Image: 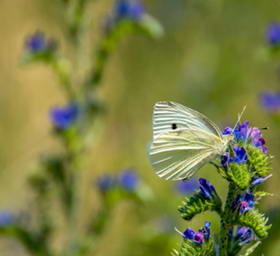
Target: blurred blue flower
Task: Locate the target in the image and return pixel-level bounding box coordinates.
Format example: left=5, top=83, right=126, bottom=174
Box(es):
left=175, top=178, right=199, bottom=194
left=199, top=178, right=217, bottom=200
left=97, top=175, right=116, bottom=193
left=114, top=0, right=145, bottom=21
left=25, top=31, right=56, bottom=54
left=260, top=92, right=280, bottom=112
left=232, top=193, right=254, bottom=214
left=266, top=23, right=280, bottom=46
left=119, top=169, right=139, bottom=190
left=50, top=102, right=80, bottom=130
left=182, top=222, right=211, bottom=245
left=0, top=211, right=15, bottom=227
left=234, top=226, right=254, bottom=245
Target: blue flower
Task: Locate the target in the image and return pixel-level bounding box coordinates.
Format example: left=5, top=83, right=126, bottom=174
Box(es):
left=234, top=226, right=254, bottom=245
left=221, top=146, right=248, bottom=168
left=50, top=102, right=80, bottom=130
left=0, top=211, right=15, bottom=227
left=25, top=32, right=56, bottom=54
left=232, top=193, right=254, bottom=214
left=266, top=23, right=280, bottom=46
left=260, top=92, right=280, bottom=112
left=114, top=0, right=145, bottom=21
left=251, top=174, right=272, bottom=186
left=97, top=175, right=116, bottom=193
left=119, top=169, right=138, bottom=190
left=198, top=178, right=217, bottom=200
left=182, top=222, right=211, bottom=245
left=175, top=178, right=199, bottom=195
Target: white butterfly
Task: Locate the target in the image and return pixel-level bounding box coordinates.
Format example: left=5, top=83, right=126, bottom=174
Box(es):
left=149, top=101, right=236, bottom=181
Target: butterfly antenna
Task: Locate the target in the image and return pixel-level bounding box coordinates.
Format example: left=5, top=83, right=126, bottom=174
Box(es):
left=233, top=105, right=247, bottom=130
left=174, top=227, right=184, bottom=236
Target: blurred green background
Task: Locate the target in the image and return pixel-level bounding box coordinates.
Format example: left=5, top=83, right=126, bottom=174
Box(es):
left=0, top=0, right=280, bottom=255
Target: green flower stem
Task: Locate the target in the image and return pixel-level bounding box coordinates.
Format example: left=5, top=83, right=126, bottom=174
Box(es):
left=219, top=182, right=237, bottom=256
left=50, top=57, right=75, bottom=99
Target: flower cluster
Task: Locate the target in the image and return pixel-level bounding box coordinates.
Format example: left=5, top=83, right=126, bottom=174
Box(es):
left=223, top=121, right=267, bottom=153
left=50, top=102, right=80, bottom=130
left=24, top=32, right=57, bottom=55
left=97, top=169, right=139, bottom=193
left=182, top=222, right=211, bottom=245
left=260, top=92, right=280, bottom=112
left=266, top=22, right=280, bottom=47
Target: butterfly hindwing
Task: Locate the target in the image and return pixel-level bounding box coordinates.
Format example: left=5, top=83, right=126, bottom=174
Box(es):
left=149, top=129, right=222, bottom=180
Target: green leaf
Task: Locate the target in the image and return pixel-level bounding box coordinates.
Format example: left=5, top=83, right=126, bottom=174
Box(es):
left=178, top=192, right=221, bottom=221
left=237, top=210, right=271, bottom=239
left=239, top=241, right=261, bottom=256
left=137, top=14, right=164, bottom=38
left=227, top=163, right=251, bottom=190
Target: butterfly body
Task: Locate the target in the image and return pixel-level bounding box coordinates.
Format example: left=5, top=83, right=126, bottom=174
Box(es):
left=149, top=101, right=233, bottom=181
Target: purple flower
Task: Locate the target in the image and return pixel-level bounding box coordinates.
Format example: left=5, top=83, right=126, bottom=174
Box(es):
left=266, top=23, right=280, bottom=46
left=182, top=222, right=211, bottom=245
left=176, top=178, right=199, bottom=195
left=50, top=102, right=80, bottom=130
left=251, top=174, right=272, bottom=186
left=119, top=169, right=138, bottom=190
left=0, top=211, right=15, bottom=227
left=97, top=175, right=115, bottom=193
left=232, top=193, right=254, bottom=214
left=25, top=31, right=56, bottom=54
left=260, top=92, right=280, bottom=112
left=234, top=226, right=254, bottom=245
left=199, top=178, right=217, bottom=200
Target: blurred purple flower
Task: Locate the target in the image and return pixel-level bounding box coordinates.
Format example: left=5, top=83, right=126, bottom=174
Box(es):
left=260, top=92, right=280, bottom=112
left=97, top=175, right=116, bottom=193
left=25, top=31, right=56, bottom=54
left=114, top=0, right=145, bottom=21
left=266, top=23, right=280, bottom=46
left=0, top=211, right=15, bottom=227
left=175, top=178, right=199, bottom=195
left=119, top=169, right=138, bottom=190
left=50, top=102, right=80, bottom=130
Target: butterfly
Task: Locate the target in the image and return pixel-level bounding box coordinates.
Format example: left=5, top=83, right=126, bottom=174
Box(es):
left=149, top=101, right=238, bottom=181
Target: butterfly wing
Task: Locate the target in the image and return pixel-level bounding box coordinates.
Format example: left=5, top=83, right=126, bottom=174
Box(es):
left=153, top=101, right=222, bottom=139
left=150, top=101, right=225, bottom=180
left=149, top=129, right=222, bottom=180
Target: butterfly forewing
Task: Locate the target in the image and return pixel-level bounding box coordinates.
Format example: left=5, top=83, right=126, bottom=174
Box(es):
left=150, top=101, right=227, bottom=180
left=153, top=101, right=222, bottom=139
